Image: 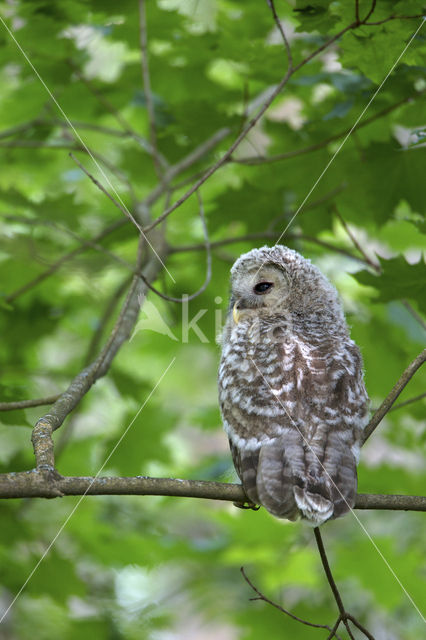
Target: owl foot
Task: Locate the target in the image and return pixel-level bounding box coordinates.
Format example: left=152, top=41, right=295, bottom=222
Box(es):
left=233, top=501, right=260, bottom=511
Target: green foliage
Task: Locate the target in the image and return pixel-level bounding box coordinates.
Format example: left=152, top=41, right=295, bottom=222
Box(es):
left=354, top=254, right=426, bottom=312
left=0, top=1, right=424, bottom=639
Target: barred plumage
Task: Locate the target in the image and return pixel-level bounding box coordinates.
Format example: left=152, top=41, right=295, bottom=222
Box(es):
left=218, top=246, right=369, bottom=525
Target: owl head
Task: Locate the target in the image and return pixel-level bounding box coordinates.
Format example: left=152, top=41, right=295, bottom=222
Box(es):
left=228, top=245, right=345, bottom=325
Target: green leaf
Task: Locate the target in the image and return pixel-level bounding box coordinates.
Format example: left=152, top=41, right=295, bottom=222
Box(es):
left=354, top=255, right=426, bottom=312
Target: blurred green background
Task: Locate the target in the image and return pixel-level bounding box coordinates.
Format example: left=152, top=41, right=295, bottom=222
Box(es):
left=0, top=1, right=424, bottom=638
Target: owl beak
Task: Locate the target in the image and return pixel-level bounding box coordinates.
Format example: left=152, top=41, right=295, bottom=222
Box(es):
left=232, top=302, right=241, bottom=324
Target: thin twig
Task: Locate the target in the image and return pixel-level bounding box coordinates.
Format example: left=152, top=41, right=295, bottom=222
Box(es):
left=0, top=136, right=134, bottom=194
left=4, top=129, right=229, bottom=304
left=0, top=118, right=42, bottom=140
left=313, top=528, right=348, bottom=625
left=0, top=140, right=85, bottom=151
left=69, top=152, right=146, bottom=236
left=364, top=14, right=425, bottom=26
left=313, top=528, right=358, bottom=640
left=0, top=395, right=60, bottom=411
left=47, top=118, right=136, bottom=139
left=70, top=62, right=168, bottom=167
left=335, top=208, right=380, bottom=272
left=327, top=616, right=343, bottom=640
left=363, top=349, right=426, bottom=443
left=388, top=392, right=426, bottom=412
left=240, top=566, right=338, bottom=634
left=402, top=300, right=426, bottom=332
left=140, top=191, right=212, bottom=302
left=84, top=275, right=133, bottom=365
left=361, top=0, right=377, bottom=24
left=266, top=0, right=293, bottom=69
left=139, top=0, right=164, bottom=178
left=233, top=95, right=418, bottom=165
left=171, top=231, right=366, bottom=266
left=43, top=219, right=134, bottom=271
left=5, top=219, right=126, bottom=304
left=268, top=184, right=347, bottom=231
left=141, top=19, right=365, bottom=234
left=346, top=614, right=376, bottom=640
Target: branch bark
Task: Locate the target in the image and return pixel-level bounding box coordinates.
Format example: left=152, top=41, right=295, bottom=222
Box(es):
left=240, top=566, right=338, bottom=635
left=30, top=236, right=167, bottom=470
left=0, top=395, right=60, bottom=411
left=0, top=471, right=424, bottom=511
left=314, top=528, right=374, bottom=639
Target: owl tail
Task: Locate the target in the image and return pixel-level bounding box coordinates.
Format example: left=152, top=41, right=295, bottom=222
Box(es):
left=256, top=434, right=357, bottom=525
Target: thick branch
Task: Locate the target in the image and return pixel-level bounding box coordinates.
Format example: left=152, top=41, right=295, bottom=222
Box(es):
left=31, top=239, right=167, bottom=469
left=141, top=13, right=421, bottom=233
left=0, top=471, right=424, bottom=511
left=363, top=349, right=426, bottom=443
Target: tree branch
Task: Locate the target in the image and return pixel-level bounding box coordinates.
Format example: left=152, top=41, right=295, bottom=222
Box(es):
left=84, top=275, right=133, bottom=366
left=233, top=95, right=418, bottom=165
left=364, top=14, right=425, bottom=26
left=70, top=152, right=147, bottom=237
left=70, top=62, right=169, bottom=167
left=0, top=118, right=42, bottom=140
left=240, top=566, right=338, bottom=635
left=140, top=191, right=212, bottom=302
left=171, top=231, right=366, bottom=266
left=139, top=0, right=164, bottom=178
left=0, top=470, right=424, bottom=511
left=334, top=208, right=381, bottom=272
left=30, top=236, right=167, bottom=470
left=402, top=300, right=426, bottom=332
left=0, top=395, right=60, bottom=411
left=266, top=0, right=293, bottom=70
left=314, top=528, right=374, bottom=640
left=362, top=349, right=426, bottom=443
left=3, top=128, right=229, bottom=303
left=388, top=391, right=426, bottom=413
left=141, top=18, right=363, bottom=234
left=5, top=219, right=127, bottom=304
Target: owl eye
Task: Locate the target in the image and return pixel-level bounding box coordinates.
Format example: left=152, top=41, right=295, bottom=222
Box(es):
left=253, top=281, right=273, bottom=294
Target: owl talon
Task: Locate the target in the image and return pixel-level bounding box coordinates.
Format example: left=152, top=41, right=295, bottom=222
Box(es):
left=233, top=501, right=260, bottom=511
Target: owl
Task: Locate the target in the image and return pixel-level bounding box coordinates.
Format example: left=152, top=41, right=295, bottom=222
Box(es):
left=218, top=246, right=369, bottom=525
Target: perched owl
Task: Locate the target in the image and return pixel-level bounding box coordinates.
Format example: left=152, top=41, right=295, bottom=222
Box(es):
left=218, top=246, right=369, bottom=525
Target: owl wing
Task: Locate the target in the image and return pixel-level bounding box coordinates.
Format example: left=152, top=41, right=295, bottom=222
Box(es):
left=254, top=341, right=368, bottom=524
